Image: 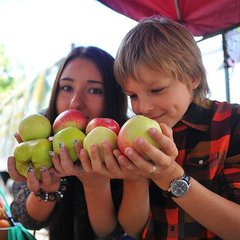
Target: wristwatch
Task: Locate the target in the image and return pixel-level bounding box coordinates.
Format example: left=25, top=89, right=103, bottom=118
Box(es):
left=164, top=172, right=191, bottom=198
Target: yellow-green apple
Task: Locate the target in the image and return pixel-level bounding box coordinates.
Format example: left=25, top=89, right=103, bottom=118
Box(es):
left=18, top=114, right=51, bottom=141
left=52, top=126, right=86, bottom=162
left=117, top=115, right=161, bottom=159
left=83, top=126, right=117, bottom=161
left=53, top=109, right=88, bottom=134
left=14, top=139, right=53, bottom=180
left=85, top=118, right=120, bottom=135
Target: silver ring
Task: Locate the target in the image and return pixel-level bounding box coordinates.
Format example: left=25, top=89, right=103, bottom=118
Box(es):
left=150, top=165, right=156, bottom=174
left=79, top=167, right=84, bottom=175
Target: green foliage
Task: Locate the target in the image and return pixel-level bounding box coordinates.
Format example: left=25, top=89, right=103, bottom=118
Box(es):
left=0, top=44, right=24, bottom=93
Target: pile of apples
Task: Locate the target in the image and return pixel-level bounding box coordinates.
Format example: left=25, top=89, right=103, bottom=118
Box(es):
left=14, top=109, right=161, bottom=179
left=14, top=114, right=53, bottom=180
left=0, top=197, right=11, bottom=228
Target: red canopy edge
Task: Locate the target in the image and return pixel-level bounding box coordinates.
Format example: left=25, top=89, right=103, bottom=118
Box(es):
left=98, top=0, right=240, bottom=38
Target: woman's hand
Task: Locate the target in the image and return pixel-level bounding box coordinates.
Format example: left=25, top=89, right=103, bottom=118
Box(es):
left=8, top=154, right=60, bottom=193
left=7, top=132, right=26, bottom=181
left=7, top=156, right=26, bottom=182
left=78, top=139, right=145, bottom=181
left=8, top=132, right=61, bottom=193
left=50, top=140, right=110, bottom=189
left=50, top=141, right=83, bottom=178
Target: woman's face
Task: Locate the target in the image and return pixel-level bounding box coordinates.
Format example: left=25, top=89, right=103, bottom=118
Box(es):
left=56, top=58, right=104, bottom=122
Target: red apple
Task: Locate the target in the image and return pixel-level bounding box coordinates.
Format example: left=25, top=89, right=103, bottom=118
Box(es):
left=85, top=118, right=120, bottom=135
left=117, top=115, right=161, bottom=159
left=53, top=109, right=88, bottom=134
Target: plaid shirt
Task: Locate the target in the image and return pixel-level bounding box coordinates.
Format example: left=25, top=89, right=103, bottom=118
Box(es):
left=142, top=99, right=240, bottom=240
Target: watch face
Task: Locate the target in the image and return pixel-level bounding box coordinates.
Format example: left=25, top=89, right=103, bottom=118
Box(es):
left=171, top=179, right=189, bottom=197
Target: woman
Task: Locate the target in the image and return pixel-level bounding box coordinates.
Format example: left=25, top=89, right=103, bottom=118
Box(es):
left=8, top=46, right=128, bottom=240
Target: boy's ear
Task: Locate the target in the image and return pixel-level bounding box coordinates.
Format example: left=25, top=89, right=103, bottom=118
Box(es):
left=191, top=78, right=200, bottom=89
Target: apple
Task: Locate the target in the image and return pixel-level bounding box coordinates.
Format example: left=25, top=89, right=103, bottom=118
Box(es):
left=85, top=118, right=120, bottom=135
left=117, top=115, right=161, bottom=158
left=18, top=114, right=51, bottom=141
left=53, top=109, right=88, bottom=134
left=52, top=126, right=86, bottom=162
left=0, top=219, right=10, bottom=228
left=83, top=126, right=117, bottom=161
left=14, top=139, right=53, bottom=180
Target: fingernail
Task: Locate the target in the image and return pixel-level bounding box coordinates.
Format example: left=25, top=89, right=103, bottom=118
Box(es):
left=40, top=167, right=46, bottom=172
left=150, top=128, right=157, bottom=134
left=59, top=142, right=64, bottom=149
left=49, top=151, right=54, bottom=157
left=27, top=167, right=34, bottom=173
left=125, top=147, right=133, bottom=156
left=73, top=139, right=78, bottom=145
left=102, top=142, right=108, bottom=149
left=90, top=144, right=97, bottom=151
left=136, top=137, right=144, bottom=145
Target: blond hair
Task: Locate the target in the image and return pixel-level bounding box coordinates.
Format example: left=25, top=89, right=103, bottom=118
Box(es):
left=114, top=16, right=209, bottom=102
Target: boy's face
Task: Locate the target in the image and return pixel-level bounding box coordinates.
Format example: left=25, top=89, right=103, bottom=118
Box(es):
left=123, top=66, right=199, bottom=127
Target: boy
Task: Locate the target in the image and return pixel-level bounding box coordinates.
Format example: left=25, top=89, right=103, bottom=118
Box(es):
left=113, top=16, right=240, bottom=239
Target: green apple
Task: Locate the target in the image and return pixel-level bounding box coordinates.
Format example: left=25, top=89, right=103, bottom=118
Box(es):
left=14, top=139, right=53, bottom=180
left=52, top=126, right=86, bottom=162
left=18, top=114, right=51, bottom=141
left=83, top=126, right=117, bottom=162
left=117, top=115, right=161, bottom=159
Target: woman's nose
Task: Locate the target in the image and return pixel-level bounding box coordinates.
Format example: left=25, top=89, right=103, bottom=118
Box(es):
left=69, top=93, right=85, bottom=110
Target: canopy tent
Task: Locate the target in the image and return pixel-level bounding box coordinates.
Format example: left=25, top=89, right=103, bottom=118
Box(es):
left=98, top=0, right=240, bottom=101
left=98, top=0, right=240, bottom=38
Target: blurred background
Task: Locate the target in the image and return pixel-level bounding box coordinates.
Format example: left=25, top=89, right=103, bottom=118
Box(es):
left=0, top=0, right=240, bottom=178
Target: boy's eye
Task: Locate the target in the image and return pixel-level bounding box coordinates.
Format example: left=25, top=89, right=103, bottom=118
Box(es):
left=151, top=88, right=164, bottom=93
left=88, top=88, right=103, bottom=94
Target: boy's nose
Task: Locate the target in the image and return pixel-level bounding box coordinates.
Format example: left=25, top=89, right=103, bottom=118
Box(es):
left=138, top=100, right=154, bottom=115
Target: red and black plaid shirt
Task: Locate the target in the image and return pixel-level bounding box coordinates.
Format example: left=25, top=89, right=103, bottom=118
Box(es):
left=142, top=99, right=240, bottom=240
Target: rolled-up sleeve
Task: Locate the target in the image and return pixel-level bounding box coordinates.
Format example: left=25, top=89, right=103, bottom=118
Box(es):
left=10, top=181, right=49, bottom=230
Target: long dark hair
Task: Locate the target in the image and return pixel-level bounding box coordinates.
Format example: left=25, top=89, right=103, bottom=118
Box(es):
left=45, top=46, right=128, bottom=240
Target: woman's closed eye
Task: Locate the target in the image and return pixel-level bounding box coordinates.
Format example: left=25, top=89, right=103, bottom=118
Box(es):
left=129, top=94, right=138, bottom=100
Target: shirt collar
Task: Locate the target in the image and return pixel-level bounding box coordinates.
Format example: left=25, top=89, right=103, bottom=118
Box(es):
left=176, top=99, right=213, bottom=132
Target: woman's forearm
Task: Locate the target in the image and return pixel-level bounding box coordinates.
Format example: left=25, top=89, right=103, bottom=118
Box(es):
left=84, top=182, right=117, bottom=237
left=26, top=192, right=56, bottom=222
left=118, top=178, right=150, bottom=237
